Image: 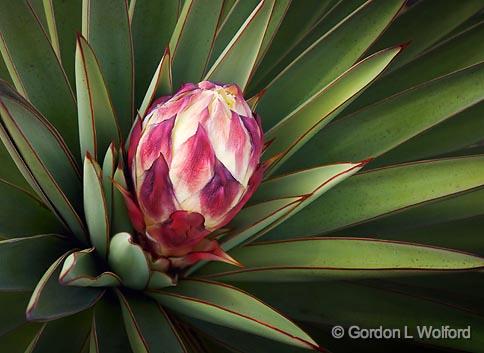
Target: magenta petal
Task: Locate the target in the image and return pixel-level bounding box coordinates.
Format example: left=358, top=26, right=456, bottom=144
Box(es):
left=140, top=116, right=175, bottom=171
left=115, top=183, right=146, bottom=234
left=146, top=95, right=173, bottom=115
left=147, top=211, right=209, bottom=257
left=170, top=124, right=215, bottom=202
left=139, top=154, right=176, bottom=223
left=200, top=160, right=242, bottom=225
left=218, top=164, right=263, bottom=229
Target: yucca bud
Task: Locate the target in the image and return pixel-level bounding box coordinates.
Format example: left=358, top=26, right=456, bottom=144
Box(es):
left=125, top=81, right=263, bottom=269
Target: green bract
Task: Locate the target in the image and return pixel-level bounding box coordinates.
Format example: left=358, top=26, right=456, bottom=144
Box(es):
left=0, top=0, right=483, bottom=352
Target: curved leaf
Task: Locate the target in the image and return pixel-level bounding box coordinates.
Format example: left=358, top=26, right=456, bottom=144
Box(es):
left=264, top=46, right=402, bottom=175
left=0, top=82, right=87, bottom=242
left=348, top=20, right=484, bottom=114
left=283, top=62, right=484, bottom=171
left=205, top=0, right=275, bottom=91
left=60, top=248, right=121, bottom=287
left=84, top=155, right=110, bottom=258
left=108, top=232, right=149, bottom=290
left=0, top=178, right=62, bottom=238
left=265, top=156, right=484, bottom=240
left=138, top=48, right=172, bottom=119
left=28, top=309, right=92, bottom=353
left=243, top=281, right=484, bottom=352
left=117, top=291, right=187, bottom=353
left=256, top=0, right=404, bottom=129
left=0, top=323, right=44, bottom=353
left=82, top=0, right=133, bottom=136
left=169, top=0, right=224, bottom=89
left=148, top=279, right=319, bottom=350
left=102, top=143, right=118, bottom=220
left=90, top=292, right=132, bottom=353
left=0, top=0, right=79, bottom=155
left=26, top=252, right=104, bottom=321
left=75, top=35, right=121, bottom=161
left=248, top=0, right=342, bottom=95
left=111, top=167, right=134, bottom=235
left=130, top=0, right=179, bottom=106
left=199, top=238, right=484, bottom=282
left=368, top=0, right=483, bottom=71
left=0, top=234, right=69, bottom=290
left=0, top=292, right=32, bottom=336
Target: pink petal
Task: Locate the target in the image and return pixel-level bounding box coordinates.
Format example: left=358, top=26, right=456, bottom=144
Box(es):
left=146, top=211, right=209, bottom=257
left=146, top=95, right=173, bottom=116
left=170, top=239, right=242, bottom=269
left=139, top=153, right=176, bottom=224
left=138, top=116, right=175, bottom=172
left=170, top=124, right=215, bottom=203
left=114, top=183, right=146, bottom=234
left=200, top=160, right=243, bottom=229
left=218, top=164, right=263, bottom=229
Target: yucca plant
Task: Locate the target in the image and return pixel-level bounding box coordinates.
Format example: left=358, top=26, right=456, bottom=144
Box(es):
left=1, top=0, right=484, bottom=352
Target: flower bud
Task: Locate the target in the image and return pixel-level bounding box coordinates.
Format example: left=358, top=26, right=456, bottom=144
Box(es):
left=125, top=81, right=263, bottom=269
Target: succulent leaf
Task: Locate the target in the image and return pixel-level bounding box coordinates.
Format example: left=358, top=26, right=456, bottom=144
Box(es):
left=148, top=279, right=320, bottom=350
left=84, top=155, right=110, bottom=258
left=26, top=253, right=104, bottom=322
left=0, top=234, right=69, bottom=291
left=117, top=291, right=188, bottom=353
left=60, top=249, right=121, bottom=287
left=75, top=35, right=121, bottom=161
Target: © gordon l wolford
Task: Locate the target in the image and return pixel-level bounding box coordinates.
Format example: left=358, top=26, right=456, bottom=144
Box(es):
left=331, top=325, right=472, bottom=340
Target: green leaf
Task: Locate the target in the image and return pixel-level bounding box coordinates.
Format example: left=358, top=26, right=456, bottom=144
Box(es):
left=130, top=0, right=180, bottom=107
left=198, top=238, right=484, bottom=282
left=345, top=187, right=484, bottom=237
left=60, top=248, right=121, bottom=287
left=0, top=291, right=32, bottom=336
left=256, top=0, right=404, bottom=129
left=90, top=292, right=132, bottom=353
left=148, top=279, right=319, bottom=350
left=372, top=102, right=484, bottom=167
left=0, top=323, right=44, bottom=353
left=41, top=0, right=61, bottom=60
left=264, top=156, right=484, bottom=240
left=0, top=0, right=79, bottom=155
left=108, top=233, right=149, bottom=290
left=26, top=253, right=104, bottom=321
left=284, top=62, right=484, bottom=171
left=28, top=309, right=92, bottom=353
left=369, top=0, right=484, bottom=72
left=0, top=178, right=62, bottom=238
left=0, top=82, right=87, bottom=243
left=374, top=216, right=484, bottom=254
left=82, top=0, right=133, bottom=136
left=248, top=0, right=342, bottom=95
left=169, top=0, right=224, bottom=89
left=46, top=0, right=82, bottom=86
left=348, top=20, right=484, bottom=114
left=264, top=46, right=402, bottom=175
left=111, top=167, right=134, bottom=235
left=205, top=0, right=275, bottom=90
left=0, top=234, right=69, bottom=290
left=219, top=161, right=365, bottom=254
left=138, top=48, right=172, bottom=119
left=0, top=140, right=32, bottom=192
left=219, top=197, right=300, bottom=251
left=147, top=271, right=176, bottom=290
left=208, top=0, right=259, bottom=69
left=117, top=291, right=188, bottom=353
left=243, top=281, right=484, bottom=352
left=75, top=35, right=121, bottom=161
left=102, top=143, right=117, bottom=220
left=84, top=155, right=110, bottom=258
